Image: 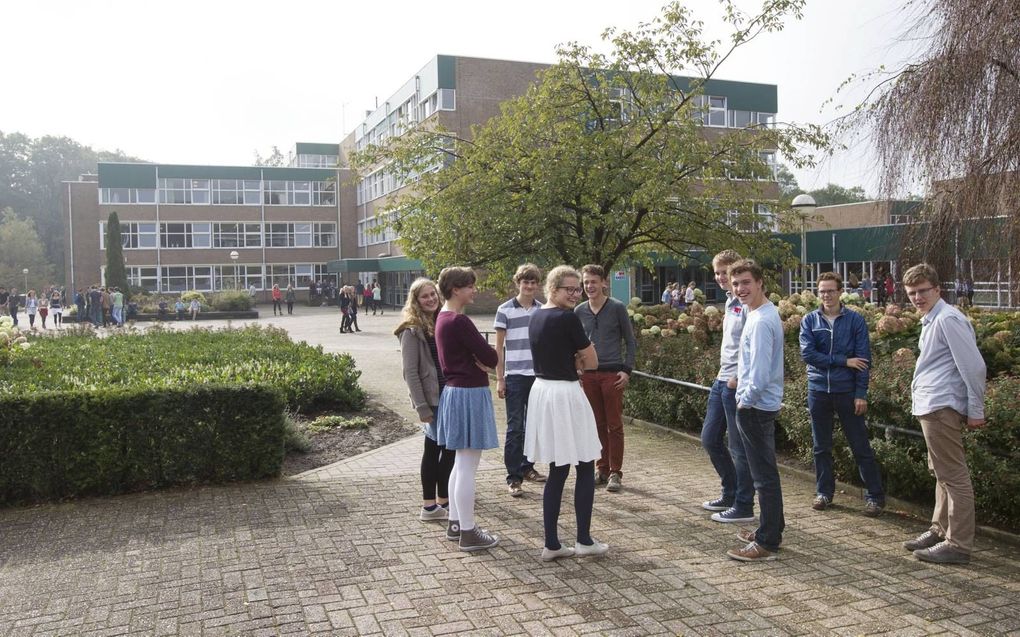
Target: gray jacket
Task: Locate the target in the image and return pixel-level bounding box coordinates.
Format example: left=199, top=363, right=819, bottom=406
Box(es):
left=398, top=326, right=440, bottom=421
left=575, top=296, right=637, bottom=373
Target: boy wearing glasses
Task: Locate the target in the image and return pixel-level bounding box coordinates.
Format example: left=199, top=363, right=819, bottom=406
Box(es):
left=800, top=272, right=885, bottom=516
left=494, top=263, right=547, bottom=497
left=902, top=263, right=986, bottom=564
left=576, top=265, right=637, bottom=493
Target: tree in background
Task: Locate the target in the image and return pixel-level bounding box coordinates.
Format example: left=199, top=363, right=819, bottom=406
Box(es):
left=839, top=0, right=1020, bottom=279
left=104, top=212, right=130, bottom=298
left=254, top=146, right=288, bottom=167
left=352, top=1, right=827, bottom=282
left=0, top=132, right=141, bottom=283
left=0, top=208, right=55, bottom=290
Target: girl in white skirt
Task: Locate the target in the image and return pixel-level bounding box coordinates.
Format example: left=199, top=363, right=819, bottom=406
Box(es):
left=434, top=267, right=501, bottom=552
left=524, top=265, right=608, bottom=561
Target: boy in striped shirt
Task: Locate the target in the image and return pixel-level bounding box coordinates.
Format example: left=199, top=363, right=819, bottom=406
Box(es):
left=495, top=264, right=547, bottom=497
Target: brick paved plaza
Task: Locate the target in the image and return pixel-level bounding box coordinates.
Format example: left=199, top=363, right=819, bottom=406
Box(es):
left=1, top=308, right=1018, bottom=636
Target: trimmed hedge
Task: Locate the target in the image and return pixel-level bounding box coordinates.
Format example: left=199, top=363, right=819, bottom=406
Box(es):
left=0, top=385, right=286, bottom=505
left=624, top=333, right=1020, bottom=532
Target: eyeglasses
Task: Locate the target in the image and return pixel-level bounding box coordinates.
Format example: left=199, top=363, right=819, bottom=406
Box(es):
left=557, top=286, right=583, bottom=294
left=906, top=287, right=936, bottom=298
left=817, top=289, right=840, bottom=296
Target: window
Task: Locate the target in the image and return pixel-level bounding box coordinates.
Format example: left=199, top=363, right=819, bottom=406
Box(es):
left=266, top=263, right=315, bottom=288
left=211, top=179, right=240, bottom=204
left=291, top=181, right=311, bottom=206
left=707, top=96, right=727, bottom=127
left=159, top=266, right=213, bottom=292
left=160, top=222, right=211, bottom=248
left=729, top=110, right=753, bottom=128
left=99, top=188, right=157, bottom=204
left=357, top=212, right=397, bottom=247
left=158, top=178, right=208, bottom=204
left=214, top=265, right=263, bottom=290
left=264, top=180, right=288, bottom=205
left=127, top=267, right=158, bottom=292
left=438, top=88, right=456, bottom=111
left=757, top=151, right=777, bottom=180
left=266, top=223, right=291, bottom=247
left=294, top=154, right=338, bottom=168
left=213, top=222, right=262, bottom=248
left=243, top=180, right=261, bottom=205
left=99, top=222, right=158, bottom=249
left=312, top=180, right=336, bottom=206
left=314, top=223, right=337, bottom=247
left=756, top=112, right=775, bottom=127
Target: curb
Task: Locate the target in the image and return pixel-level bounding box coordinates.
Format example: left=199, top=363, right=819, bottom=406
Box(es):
left=625, top=415, right=1020, bottom=548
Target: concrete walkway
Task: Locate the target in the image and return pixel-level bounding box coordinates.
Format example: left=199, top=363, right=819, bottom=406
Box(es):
left=2, top=307, right=1019, bottom=636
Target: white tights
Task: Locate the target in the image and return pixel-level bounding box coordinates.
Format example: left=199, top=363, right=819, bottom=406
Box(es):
left=448, top=449, right=482, bottom=531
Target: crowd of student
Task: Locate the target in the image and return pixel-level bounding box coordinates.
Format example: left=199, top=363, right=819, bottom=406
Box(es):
left=0, top=285, right=68, bottom=329
left=396, top=256, right=986, bottom=565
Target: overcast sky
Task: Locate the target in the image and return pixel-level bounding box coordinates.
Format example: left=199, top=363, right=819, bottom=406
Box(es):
left=3, top=0, right=916, bottom=193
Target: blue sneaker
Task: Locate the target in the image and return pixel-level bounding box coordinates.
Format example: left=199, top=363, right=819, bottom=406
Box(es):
left=711, top=507, right=756, bottom=524
left=701, top=497, right=733, bottom=512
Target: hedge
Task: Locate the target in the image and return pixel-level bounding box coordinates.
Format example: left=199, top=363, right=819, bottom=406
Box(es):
left=624, top=333, right=1020, bottom=532
left=0, top=385, right=286, bottom=505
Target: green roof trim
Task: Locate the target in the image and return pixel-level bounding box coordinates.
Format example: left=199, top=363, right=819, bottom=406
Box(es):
left=295, top=142, right=340, bottom=156
left=261, top=167, right=337, bottom=181
left=98, top=163, right=158, bottom=188
left=670, top=76, right=778, bottom=113
left=327, top=256, right=423, bottom=274
left=437, top=55, right=457, bottom=90
left=157, top=165, right=262, bottom=180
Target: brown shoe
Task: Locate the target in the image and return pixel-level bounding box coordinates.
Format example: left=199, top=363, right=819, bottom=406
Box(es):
left=595, top=473, right=609, bottom=486
left=812, top=495, right=831, bottom=511
left=736, top=529, right=756, bottom=543
left=727, top=542, right=778, bottom=562
left=508, top=481, right=523, bottom=498
left=524, top=468, right=547, bottom=483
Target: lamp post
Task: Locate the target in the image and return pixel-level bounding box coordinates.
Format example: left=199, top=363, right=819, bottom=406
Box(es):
left=229, top=251, right=239, bottom=290
left=22, top=268, right=28, bottom=292
left=791, top=194, right=817, bottom=293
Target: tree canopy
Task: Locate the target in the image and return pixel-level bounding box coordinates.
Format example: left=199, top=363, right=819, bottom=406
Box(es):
left=352, top=1, right=827, bottom=283
left=0, top=131, right=141, bottom=282
left=0, top=208, right=55, bottom=291
left=839, top=0, right=1020, bottom=277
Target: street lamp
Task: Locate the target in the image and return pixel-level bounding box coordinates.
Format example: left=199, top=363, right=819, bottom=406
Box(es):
left=22, top=268, right=28, bottom=292
left=791, top=194, right=817, bottom=293
left=229, top=250, right=239, bottom=290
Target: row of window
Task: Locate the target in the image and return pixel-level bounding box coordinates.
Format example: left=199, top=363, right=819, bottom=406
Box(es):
left=293, top=154, right=338, bottom=168
left=355, top=88, right=457, bottom=152
left=99, top=179, right=337, bottom=206
left=99, top=222, right=337, bottom=250
left=123, top=264, right=333, bottom=293
left=357, top=212, right=398, bottom=247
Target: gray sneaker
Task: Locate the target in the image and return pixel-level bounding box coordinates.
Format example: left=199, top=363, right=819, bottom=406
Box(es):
left=446, top=519, right=461, bottom=542
left=903, top=529, right=943, bottom=552
left=420, top=506, right=449, bottom=521
left=914, top=540, right=970, bottom=564
left=574, top=539, right=609, bottom=557
left=459, top=526, right=500, bottom=552
left=606, top=472, right=622, bottom=492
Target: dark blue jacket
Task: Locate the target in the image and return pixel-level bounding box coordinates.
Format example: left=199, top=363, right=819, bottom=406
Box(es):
left=799, top=306, right=871, bottom=398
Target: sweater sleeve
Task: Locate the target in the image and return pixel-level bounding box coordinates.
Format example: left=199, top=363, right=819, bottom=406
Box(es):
left=942, top=316, right=987, bottom=419
left=618, top=302, right=637, bottom=372
left=399, top=329, right=433, bottom=421
left=458, top=315, right=499, bottom=369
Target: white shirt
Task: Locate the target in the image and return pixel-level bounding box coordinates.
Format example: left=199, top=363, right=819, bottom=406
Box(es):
left=717, top=292, right=745, bottom=381
left=911, top=299, right=986, bottom=418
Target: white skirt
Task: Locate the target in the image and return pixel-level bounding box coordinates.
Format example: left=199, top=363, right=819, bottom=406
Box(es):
left=524, top=378, right=602, bottom=467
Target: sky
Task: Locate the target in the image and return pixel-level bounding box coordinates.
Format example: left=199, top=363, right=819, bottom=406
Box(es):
left=2, top=0, right=918, bottom=194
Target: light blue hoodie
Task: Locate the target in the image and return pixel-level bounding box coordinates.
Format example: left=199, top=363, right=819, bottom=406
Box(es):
left=736, top=300, right=784, bottom=412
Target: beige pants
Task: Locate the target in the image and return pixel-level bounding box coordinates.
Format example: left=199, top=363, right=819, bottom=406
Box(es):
left=918, top=408, right=975, bottom=553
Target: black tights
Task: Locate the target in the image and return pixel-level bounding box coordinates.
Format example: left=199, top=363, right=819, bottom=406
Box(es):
left=543, top=460, right=595, bottom=550
left=421, top=436, right=456, bottom=501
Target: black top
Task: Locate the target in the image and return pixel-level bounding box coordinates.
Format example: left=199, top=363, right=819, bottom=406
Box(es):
left=529, top=307, right=591, bottom=381
left=426, top=332, right=447, bottom=393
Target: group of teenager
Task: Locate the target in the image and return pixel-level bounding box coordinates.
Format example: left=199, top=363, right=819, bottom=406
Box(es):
left=396, top=254, right=986, bottom=565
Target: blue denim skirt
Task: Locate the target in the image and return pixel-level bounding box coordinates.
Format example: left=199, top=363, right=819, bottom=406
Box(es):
left=436, top=386, right=498, bottom=450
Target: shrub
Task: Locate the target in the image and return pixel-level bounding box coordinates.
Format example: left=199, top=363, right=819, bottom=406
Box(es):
left=0, top=385, right=286, bottom=505
left=180, top=290, right=207, bottom=304
left=208, top=290, right=254, bottom=311
left=1, top=325, right=365, bottom=413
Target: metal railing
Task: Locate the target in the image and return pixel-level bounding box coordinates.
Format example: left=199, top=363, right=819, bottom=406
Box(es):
left=631, top=369, right=925, bottom=439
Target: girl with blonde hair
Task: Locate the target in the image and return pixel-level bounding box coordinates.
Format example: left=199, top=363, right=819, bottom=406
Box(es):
left=395, top=278, right=455, bottom=521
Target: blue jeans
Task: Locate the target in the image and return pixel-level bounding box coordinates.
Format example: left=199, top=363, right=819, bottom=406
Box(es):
left=735, top=407, right=784, bottom=551
left=504, top=374, right=535, bottom=483
left=701, top=380, right=754, bottom=512
left=808, top=390, right=885, bottom=504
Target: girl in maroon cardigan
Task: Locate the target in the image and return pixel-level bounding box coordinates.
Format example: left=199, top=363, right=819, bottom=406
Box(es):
left=434, top=267, right=501, bottom=552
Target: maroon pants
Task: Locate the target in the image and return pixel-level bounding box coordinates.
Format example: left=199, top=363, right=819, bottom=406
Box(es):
left=582, top=371, right=626, bottom=477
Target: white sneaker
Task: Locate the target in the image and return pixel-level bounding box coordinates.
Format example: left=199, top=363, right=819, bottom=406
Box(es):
left=541, top=546, right=575, bottom=562
left=575, top=539, right=609, bottom=557
left=419, top=506, right=449, bottom=521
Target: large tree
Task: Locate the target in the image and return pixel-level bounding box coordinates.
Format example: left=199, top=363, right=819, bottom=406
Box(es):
left=840, top=0, right=1020, bottom=277
left=104, top=212, right=130, bottom=297
left=352, top=1, right=826, bottom=282
left=0, top=131, right=141, bottom=282
left=0, top=208, right=55, bottom=291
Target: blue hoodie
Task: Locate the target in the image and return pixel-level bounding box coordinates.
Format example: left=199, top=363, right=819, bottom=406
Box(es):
left=799, top=305, right=871, bottom=398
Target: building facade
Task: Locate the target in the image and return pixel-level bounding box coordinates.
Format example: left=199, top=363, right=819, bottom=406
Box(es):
left=63, top=143, right=347, bottom=300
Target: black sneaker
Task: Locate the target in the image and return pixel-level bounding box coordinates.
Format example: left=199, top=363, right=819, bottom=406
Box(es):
left=702, top=497, right=734, bottom=512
